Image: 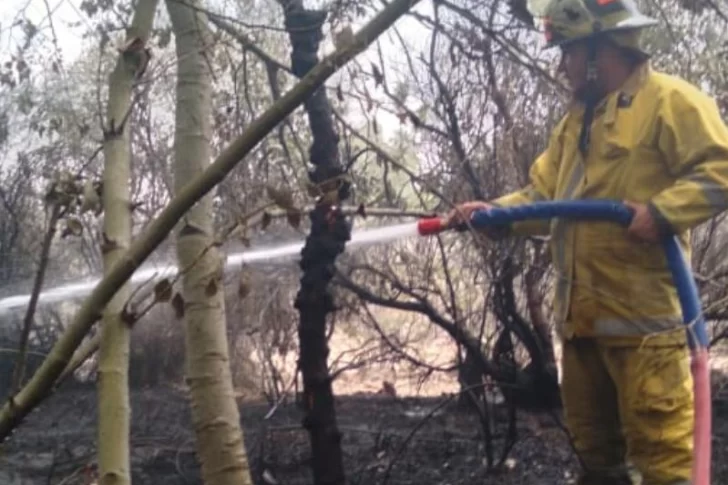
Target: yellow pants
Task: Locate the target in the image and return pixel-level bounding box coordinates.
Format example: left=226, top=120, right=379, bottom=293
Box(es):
left=561, top=338, right=694, bottom=485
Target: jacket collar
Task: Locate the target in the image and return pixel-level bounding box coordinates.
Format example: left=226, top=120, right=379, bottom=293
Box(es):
left=567, top=62, right=652, bottom=126
left=603, top=62, right=651, bottom=126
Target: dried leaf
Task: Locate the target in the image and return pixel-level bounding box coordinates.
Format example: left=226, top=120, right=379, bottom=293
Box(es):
left=180, top=222, right=205, bottom=236
left=397, top=112, right=408, bottom=124
left=286, top=210, right=301, bottom=229
left=119, top=36, right=144, bottom=54
left=336, top=84, right=344, bottom=102
left=238, top=274, right=251, bottom=299
left=0, top=72, right=15, bottom=89
left=44, top=183, right=59, bottom=205
left=393, top=81, right=408, bottom=101
left=320, top=177, right=342, bottom=195
left=306, top=182, right=320, bottom=198
left=157, top=28, right=172, bottom=48
left=239, top=222, right=252, bottom=247
left=79, top=179, right=101, bottom=214
left=129, top=201, right=143, bottom=213
left=333, top=25, right=354, bottom=50
left=261, top=211, right=272, bottom=230
left=171, top=292, right=185, bottom=319
left=154, top=279, right=173, bottom=302
left=356, top=203, right=367, bottom=218
left=100, top=232, right=120, bottom=253
left=266, top=184, right=295, bottom=211
left=205, top=278, right=218, bottom=297
left=121, top=306, right=137, bottom=326
left=16, top=59, right=29, bottom=83
left=80, top=0, right=98, bottom=17
left=213, top=257, right=225, bottom=282
left=372, top=119, right=379, bottom=134
left=371, top=62, right=384, bottom=86
left=62, top=216, right=84, bottom=238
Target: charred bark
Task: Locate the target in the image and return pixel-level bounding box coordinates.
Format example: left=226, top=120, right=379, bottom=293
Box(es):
left=492, top=256, right=561, bottom=412
left=279, top=2, right=349, bottom=484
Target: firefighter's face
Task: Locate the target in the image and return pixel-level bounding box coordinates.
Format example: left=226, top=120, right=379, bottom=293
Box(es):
left=559, top=42, right=589, bottom=96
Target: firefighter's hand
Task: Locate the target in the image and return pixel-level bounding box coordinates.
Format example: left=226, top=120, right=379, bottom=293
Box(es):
left=443, top=201, right=493, bottom=229
left=624, top=200, right=660, bottom=243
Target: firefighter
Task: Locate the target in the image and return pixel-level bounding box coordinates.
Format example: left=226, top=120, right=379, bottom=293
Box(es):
left=445, top=0, right=728, bottom=483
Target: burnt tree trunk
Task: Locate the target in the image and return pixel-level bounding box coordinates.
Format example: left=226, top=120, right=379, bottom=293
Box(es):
left=280, top=3, right=349, bottom=484
left=492, top=256, right=561, bottom=411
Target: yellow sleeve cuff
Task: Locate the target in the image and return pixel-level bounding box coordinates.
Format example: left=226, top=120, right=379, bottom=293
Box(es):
left=490, top=186, right=551, bottom=236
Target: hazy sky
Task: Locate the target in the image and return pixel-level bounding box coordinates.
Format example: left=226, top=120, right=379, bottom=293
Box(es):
left=0, top=0, right=431, bottom=62
left=0, top=0, right=433, bottom=156
left=1, top=0, right=90, bottom=60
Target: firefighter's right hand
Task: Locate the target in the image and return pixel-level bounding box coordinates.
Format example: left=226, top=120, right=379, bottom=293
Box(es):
left=443, top=201, right=494, bottom=229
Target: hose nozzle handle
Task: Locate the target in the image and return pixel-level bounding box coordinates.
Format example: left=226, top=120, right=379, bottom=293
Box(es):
left=417, top=217, right=447, bottom=235
left=416, top=216, right=471, bottom=236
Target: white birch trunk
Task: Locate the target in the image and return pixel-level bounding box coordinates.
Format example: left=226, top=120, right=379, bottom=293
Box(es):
left=97, top=1, right=159, bottom=483
left=167, top=1, right=253, bottom=482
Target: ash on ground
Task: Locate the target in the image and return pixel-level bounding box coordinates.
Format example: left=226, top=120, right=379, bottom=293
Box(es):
left=2, top=387, right=726, bottom=484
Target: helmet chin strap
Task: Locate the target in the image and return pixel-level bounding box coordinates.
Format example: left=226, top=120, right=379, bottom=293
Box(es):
left=578, top=37, right=599, bottom=156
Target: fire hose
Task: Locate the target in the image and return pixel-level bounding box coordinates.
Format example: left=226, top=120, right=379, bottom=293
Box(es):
left=416, top=199, right=711, bottom=485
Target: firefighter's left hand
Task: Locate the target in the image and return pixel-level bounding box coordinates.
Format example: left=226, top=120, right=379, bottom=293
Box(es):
left=623, top=200, right=660, bottom=243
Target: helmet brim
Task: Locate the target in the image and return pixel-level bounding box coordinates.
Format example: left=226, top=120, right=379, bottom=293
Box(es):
left=542, top=15, right=658, bottom=50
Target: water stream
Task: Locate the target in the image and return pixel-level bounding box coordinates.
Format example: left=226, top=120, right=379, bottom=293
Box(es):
left=0, top=222, right=421, bottom=313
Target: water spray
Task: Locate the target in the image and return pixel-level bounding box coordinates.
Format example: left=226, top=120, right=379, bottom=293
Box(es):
left=417, top=199, right=711, bottom=485
left=0, top=222, right=421, bottom=312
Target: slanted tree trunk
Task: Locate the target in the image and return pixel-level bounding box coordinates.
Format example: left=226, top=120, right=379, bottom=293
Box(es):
left=11, top=203, right=61, bottom=393
left=167, top=1, right=253, bottom=483
left=278, top=2, right=348, bottom=483
left=97, top=1, right=158, bottom=483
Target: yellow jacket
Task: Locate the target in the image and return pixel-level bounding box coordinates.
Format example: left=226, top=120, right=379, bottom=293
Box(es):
left=493, top=64, right=728, bottom=342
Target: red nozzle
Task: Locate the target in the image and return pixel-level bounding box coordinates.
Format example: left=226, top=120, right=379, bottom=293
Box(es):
left=417, top=217, right=446, bottom=236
